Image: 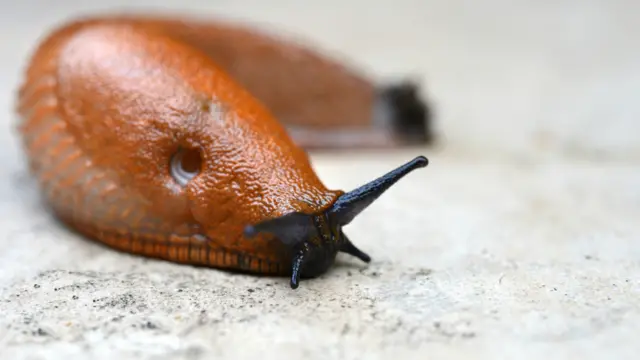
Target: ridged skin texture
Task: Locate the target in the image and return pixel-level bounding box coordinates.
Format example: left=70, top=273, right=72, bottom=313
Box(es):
left=16, top=19, right=348, bottom=275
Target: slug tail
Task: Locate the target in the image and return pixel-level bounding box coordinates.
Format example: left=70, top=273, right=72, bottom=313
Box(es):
left=374, top=81, right=435, bottom=146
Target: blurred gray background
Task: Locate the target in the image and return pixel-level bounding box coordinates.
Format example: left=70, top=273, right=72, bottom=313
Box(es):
left=1, top=1, right=639, bottom=359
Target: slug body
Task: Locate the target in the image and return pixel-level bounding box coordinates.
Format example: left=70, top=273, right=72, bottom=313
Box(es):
left=16, top=16, right=429, bottom=288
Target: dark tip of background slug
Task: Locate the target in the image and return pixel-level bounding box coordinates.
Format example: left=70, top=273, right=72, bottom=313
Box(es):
left=380, top=80, right=436, bottom=145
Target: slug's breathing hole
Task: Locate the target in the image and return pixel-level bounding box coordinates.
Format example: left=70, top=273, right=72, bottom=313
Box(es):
left=170, top=147, right=202, bottom=187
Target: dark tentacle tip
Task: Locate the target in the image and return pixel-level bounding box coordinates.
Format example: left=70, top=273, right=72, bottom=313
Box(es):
left=356, top=252, right=372, bottom=263
left=413, top=155, right=429, bottom=168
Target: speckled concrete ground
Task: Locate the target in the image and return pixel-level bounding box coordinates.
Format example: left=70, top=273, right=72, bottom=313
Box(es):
left=1, top=1, right=639, bottom=360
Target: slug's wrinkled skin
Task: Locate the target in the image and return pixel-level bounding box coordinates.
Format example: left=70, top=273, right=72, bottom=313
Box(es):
left=16, top=16, right=429, bottom=288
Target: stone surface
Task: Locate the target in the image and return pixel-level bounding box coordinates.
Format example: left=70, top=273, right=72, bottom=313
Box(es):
left=1, top=1, right=639, bottom=359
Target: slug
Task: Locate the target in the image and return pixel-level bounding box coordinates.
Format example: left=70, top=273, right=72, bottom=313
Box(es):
left=15, top=15, right=430, bottom=289
left=27, top=14, right=434, bottom=149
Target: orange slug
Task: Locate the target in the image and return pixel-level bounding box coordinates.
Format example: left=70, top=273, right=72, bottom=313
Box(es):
left=15, top=15, right=430, bottom=289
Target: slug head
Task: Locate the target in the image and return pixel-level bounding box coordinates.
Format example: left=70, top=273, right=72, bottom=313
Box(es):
left=243, top=155, right=428, bottom=289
